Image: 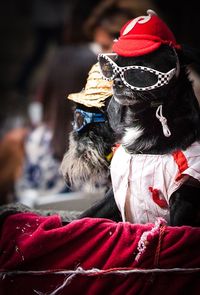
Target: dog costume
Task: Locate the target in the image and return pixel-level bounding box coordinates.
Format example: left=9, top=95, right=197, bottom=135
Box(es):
left=111, top=143, right=200, bottom=223
left=107, top=10, right=200, bottom=224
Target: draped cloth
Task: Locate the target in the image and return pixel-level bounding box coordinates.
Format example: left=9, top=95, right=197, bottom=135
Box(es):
left=1, top=212, right=200, bottom=294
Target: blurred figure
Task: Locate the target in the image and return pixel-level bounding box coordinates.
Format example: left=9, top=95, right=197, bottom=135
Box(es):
left=15, top=43, right=97, bottom=206
left=84, top=0, right=134, bottom=52
left=0, top=127, right=27, bottom=205
left=14, top=0, right=154, bottom=206
left=83, top=0, right=155, bottom=53
left=16, top=0, right=69, bottom=96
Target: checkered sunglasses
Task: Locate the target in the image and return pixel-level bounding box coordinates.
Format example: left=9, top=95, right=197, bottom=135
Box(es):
left=98, top=53, right=177, bottom=91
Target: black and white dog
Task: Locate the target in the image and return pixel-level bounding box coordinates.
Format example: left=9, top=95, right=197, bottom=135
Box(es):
left=98, top=44, right=200, bottom=226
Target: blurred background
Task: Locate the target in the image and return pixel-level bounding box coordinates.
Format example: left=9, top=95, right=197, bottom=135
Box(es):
left=0, top=0, right=200, bottom=211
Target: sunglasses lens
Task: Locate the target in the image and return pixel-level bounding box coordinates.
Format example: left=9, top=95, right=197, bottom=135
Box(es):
left=73, top=111, right=85, bottom=131
left=124, top=69, right=158, bottom=88
left=99, top=56, right=114, bottom=79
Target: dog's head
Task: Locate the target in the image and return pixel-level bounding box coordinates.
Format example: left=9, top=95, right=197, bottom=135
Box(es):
left=60, top=102, right=115, bottom=192
left=98, top=10, right=200, bottom=154
left=98, top=10, right=181, bottom=105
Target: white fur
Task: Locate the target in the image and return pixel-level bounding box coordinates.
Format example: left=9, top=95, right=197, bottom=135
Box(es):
left=122, top=127, right=143, bottom=147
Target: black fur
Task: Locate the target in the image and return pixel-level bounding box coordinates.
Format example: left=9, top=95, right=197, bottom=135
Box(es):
left=79, top=187, right=121, bottom=222
left=107, top=45, right=200, bottom=226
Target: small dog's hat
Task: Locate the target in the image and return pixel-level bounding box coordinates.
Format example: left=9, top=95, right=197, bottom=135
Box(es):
left=68, top=63, right=113, bottom=108
left=112, top=9, right=181, bottom=57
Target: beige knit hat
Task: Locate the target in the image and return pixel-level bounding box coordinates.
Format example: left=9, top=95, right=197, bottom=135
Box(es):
left=68, top=62, right=113, bottom=108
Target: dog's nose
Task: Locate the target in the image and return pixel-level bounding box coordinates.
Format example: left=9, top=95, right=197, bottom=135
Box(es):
left=113, top=77, right=124, bottom=88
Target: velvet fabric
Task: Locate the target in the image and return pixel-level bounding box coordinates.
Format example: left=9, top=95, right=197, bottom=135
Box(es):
left=0, top=213, right=200, bottom=294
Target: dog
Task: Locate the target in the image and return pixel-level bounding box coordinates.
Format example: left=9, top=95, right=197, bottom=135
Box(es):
left=62, top=103, right=122, bottom=221
left=98, top=10, right=200, bottom=226
left=61, top=102, right=115, bottom=193
left=60, top=63, right=122, bottom=221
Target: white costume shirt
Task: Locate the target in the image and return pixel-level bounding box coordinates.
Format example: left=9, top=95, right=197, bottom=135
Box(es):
left=111, top=142, right=200, bottom=224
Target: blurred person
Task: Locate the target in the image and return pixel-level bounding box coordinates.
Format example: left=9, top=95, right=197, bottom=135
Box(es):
left=15, top=0, right=110, bottom=205
left=83, top=0, right=155, bottom=53
left=0, top=127, right=27, bottom=205
left=15, top=43, right=97, bottom=206
left=16, top=0, right=70, bottom=96
left=84, top=0, right=134, bottom=52
left=14, top=0, right=152, bottom=205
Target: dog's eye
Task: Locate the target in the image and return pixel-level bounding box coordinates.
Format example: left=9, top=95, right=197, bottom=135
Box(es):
left=124, top=69, right=158, bottom=87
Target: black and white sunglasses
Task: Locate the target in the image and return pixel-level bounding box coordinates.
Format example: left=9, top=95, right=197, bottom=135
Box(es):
left=98, top=53, right=178, bottom=91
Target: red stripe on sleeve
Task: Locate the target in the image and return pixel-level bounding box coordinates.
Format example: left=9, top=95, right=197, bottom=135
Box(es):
left=172, top=150, right=188, bottom=181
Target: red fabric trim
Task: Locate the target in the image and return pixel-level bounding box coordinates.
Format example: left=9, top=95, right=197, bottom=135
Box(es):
left=149, top=187, right=168, bottom=209
left=112, top=38, right=181, bottom=57
left=113, top=40, right=161, bottom=57
left=172, top=150, right=189, bottom=181
left=119, top=34, right=164, bottom=42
